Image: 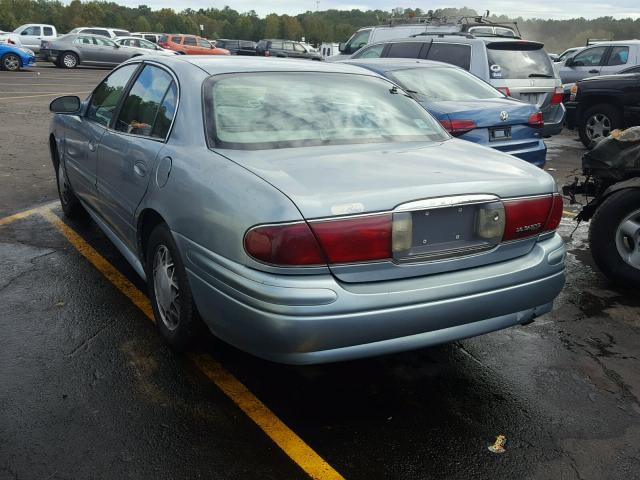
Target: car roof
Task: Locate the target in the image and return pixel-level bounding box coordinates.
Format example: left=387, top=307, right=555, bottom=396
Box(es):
left=146, top=56, right=382, bottom=76
left=343, top=58, right=458, bottom=73
left=581, top=40, right=640, bottom=46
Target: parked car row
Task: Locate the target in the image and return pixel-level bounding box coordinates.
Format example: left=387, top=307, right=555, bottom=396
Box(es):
left=332, top=33, right=565, bottom=138
left=48, top=56, right=566, bottom=364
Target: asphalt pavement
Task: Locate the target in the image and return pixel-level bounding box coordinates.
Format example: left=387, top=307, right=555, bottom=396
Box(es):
left=1, top=65, right=639, bottom=480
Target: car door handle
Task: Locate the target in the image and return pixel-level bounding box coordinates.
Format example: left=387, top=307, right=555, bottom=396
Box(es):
left=88, top=139, right=97, bottom=152
left=133, top=162, right=147, bottom=177
left=588, top=69, right=599, bottom=73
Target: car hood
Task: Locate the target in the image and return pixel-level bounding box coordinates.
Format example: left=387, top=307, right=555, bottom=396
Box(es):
left=422, top=98, right=535, bottom=128
left=216, top=140, right=555, bottom=219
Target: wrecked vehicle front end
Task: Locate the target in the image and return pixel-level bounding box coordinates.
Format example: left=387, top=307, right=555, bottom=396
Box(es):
left=563, top=127, right=640, bottom=286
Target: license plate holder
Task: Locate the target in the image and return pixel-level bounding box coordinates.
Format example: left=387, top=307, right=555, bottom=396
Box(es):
left=490, top=126, right=511, bottom=141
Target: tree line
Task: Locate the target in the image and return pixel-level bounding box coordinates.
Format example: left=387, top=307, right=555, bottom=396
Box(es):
left=1, top=1, right=639, bottom=52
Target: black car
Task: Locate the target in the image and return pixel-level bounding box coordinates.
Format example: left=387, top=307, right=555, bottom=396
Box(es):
left=215, top=39, right=257, bottom=56
left=255, top=39, right=322, bottom=60
left=565, top=65, right=640, bottom=147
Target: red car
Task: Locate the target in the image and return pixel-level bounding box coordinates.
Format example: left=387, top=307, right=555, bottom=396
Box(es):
left=158, top=34, right=229, bottom=55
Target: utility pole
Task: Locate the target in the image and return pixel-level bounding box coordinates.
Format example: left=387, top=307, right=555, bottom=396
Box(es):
left=316, top=0, right=319, bottom=11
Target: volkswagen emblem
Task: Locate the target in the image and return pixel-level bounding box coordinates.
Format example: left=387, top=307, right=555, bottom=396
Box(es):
left=499, top=111, right=509, bottom=122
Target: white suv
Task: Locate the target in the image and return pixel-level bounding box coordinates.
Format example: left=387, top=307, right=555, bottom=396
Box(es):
left=68, top=27, right=130, bottom=39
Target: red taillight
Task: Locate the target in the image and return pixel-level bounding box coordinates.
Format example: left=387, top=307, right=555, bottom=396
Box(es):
left=244, top=222, right=325, bottom=266
left=310, top=214, right=392, bottom=264
left=497, top=86, right=511, bottom=97
left=244, top=214, right=393, bottom=266
left=8, top=39, right=15, bottom=45
left=264, top=50, right=270, bottom=57
left=439, top=119, right=477, bottom=136
left=528, top=111, right=544, bottom=129
left=503, top=193, right=563, bottom=241
left=550, top=86, right=564, bottom=105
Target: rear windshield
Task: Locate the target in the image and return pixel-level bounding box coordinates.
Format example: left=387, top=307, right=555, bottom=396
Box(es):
left=389, top=67, right=503, bottom=102
left=204, top=72, right=448, bottom=150
left=487, top=44, right=554, bottom=79
left=114, top=30, right=130, bottom=37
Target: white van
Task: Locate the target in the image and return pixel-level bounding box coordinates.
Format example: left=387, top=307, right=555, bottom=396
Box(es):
left=12, top=24, right=57, bottom=52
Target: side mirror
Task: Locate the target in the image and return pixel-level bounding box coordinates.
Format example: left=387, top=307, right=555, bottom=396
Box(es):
left=338, top=42, right=347, bottom=53
left=50, top=95, right=81, bottom=114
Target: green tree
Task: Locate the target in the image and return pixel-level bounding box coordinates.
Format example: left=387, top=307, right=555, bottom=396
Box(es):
left=264, top=13, right=280, bottom=38
left=281, top=15, right=303, bottom=40
left=134, top=15, right=151, bottom=32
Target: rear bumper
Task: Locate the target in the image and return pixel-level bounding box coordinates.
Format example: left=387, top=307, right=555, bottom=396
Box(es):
left=177, top=232, right=566, bottom=364
left=39, top=49, right=59, bottom=62
left=541, top=102, right=566, bottom=137
left=490, top=139, right=547, bottom=168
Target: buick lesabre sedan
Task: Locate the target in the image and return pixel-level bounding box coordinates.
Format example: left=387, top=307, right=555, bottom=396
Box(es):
left=49, top=56, right=566, bottom=364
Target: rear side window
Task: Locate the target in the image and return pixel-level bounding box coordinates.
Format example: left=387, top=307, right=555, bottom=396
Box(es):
left=158, top=35, right=168, bottom=43
left=486, top=44, right=554, bottom=79
left=170, top=36, right=182, bottom=43
left=144, top=35, right=156, bottom=43
left=386, top=42, right=423, bottom=59
left=152, top=82, right=178, bottom=138
left=426, top=43, right=471, bottom=70
left=353, top=44, right=384, bottom=59
left=271, top=41, right=283, bottom=49
left=607, top=46, right=629, bottom=66
left=43, top=27, right=53, bottom=36
left=87, top=64, right=139, bottom=127
left=74, top=36, right=94, bottom=45
left=115, top=65, right=175, bottom=139
left=87, top=29, right=110, bottom=37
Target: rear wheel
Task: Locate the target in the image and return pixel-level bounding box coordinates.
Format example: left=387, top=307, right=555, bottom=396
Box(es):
left=1, top=53, right=21, bottom=71
left=146, top=223, right=200, bottom=351
left=579, top=103, right=622, bottom=147
left=589, top=189, right=640, bottom=286
left=56, top=162, right=84, bottom=219
left=60, top=51, right=79, bottom=69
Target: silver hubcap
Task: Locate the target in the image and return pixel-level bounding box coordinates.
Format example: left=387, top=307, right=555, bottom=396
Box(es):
left=585, top=113, right=611, bottom=141
left=4, top=55, right=19, bottom=71
left=63, top=54, right=77, bottom=68
left=616, top=208, right=640, bottom=270
left=153, top=245, right=180, bottom=330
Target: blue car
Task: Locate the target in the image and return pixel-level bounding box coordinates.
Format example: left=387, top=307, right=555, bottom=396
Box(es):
left=0, top=43, right=36, bottom=71
left=345, top=59, right=547, bottom=167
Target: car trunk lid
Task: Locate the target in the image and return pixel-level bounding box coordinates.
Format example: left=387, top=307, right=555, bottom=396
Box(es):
left=221, top=140, right=557, bottom=282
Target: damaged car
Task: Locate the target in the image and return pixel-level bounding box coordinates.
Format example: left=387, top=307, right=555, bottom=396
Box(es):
left=564, top=127, right=640, bottom=286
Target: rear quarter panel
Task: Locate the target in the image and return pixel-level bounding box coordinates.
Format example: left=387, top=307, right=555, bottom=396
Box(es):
left=135, top=63, right=304, bottom=266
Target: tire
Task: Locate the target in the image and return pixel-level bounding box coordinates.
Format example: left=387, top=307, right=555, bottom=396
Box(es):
left=56, top=161, right=85, bottom=219
left=60, top=51, right=79, bottom=69
left=589, top=189, right=640, bottom=286
left=1, top=53, right=21, bottom=71
left=578, top=103, right=622, bottom=147
left=146, top=223, right=200, bottom=351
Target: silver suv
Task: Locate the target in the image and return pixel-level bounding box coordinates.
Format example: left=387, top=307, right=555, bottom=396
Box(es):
left=348, top=34, right=566, bottom=137
left=559, top=40, right=640, bottom=84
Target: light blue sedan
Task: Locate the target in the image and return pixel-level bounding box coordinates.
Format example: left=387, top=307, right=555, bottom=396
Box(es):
left=49, top=56, right=565, bottom=364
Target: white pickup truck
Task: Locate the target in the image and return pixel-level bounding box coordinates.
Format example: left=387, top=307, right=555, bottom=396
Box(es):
left=12, top=24, right=57, bottom=52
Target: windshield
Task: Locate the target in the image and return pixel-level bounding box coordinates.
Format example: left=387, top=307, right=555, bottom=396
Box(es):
left=204, top=72, right=448, bottom=150
left=346, top=29, right=371, bottom=52
left=487, top=45, right=555, bottom=79
left=389, top=67, right=503, bottom=102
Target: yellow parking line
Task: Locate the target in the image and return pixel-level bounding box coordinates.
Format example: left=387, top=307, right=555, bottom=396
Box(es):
left=0, top=201, right=57, bottom=226
left=563, top=210, right=577, bottom=218
left=0, top=91, right=90, bottom=100
left=38, top=207, right=344, bottom=480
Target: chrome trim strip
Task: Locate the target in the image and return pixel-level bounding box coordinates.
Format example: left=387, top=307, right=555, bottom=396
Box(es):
left=394, top=194, right=500, bottom=212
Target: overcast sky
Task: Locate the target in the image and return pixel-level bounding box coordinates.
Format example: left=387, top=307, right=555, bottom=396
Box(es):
left=122, top=0, right=640, bottom=19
